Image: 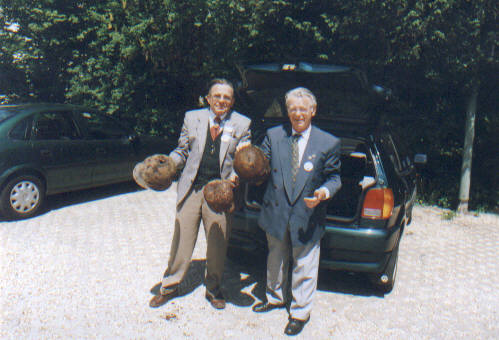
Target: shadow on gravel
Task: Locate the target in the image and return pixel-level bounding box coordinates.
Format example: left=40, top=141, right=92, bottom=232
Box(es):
left=223, top=254, right=267, bottom=307
left=225, top=247, right=385, bottom=301
left=0, top=182, right=142, bottom=222
left=317, top=269, right=384, bottom=297
left=46, top=182, right=142, bottom=212
left=150, top=260, right=206, bottom=299
left=148, top=256, right=267, bottom=308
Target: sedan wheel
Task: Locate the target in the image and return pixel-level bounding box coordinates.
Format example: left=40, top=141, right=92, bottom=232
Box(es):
left=0, top=175, right=45, bottom=220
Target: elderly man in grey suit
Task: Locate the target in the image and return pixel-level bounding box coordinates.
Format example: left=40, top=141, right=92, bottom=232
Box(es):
left=252, top=87, right=341, bottom=335
left=149, top=78, right=251, bottom=310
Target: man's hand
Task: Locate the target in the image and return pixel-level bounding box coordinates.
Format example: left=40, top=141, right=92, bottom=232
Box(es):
left=236, top=141, right=251, bottom=152
left=228, top=173, right=240, bottom=188
left=304, top=188, right=327, bottom=209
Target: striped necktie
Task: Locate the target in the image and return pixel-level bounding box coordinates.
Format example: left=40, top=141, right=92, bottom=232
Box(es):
left=291, top=134, right=301, bottom=182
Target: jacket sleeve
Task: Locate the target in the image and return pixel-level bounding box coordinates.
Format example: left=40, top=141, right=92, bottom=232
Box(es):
left=169, top=113, right=190, bottom=171
left=322, top=137, right=342, bottom=199
left=259, top=131, right=271, bottom=160
left=236, top=119, right=251, bottom=149
left=229, top=118, right=252, bottom=178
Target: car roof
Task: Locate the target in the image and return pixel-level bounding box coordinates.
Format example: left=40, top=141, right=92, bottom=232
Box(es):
left=240, top=62, right=368, bottom=90
left=0, top=103, right=90, bottom=112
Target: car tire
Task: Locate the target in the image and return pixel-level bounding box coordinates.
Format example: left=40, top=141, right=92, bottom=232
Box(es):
left=369, top=241, right=399, bottom=294
left=0, top=175, right=45, bottom=220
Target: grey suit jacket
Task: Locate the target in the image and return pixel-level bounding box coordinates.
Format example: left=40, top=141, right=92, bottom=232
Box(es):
left=258, top=124, right=341, bottom=246
left=169, top=108, right=251, bottom=205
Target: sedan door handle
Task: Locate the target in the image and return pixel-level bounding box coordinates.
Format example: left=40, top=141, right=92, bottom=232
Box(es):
left=40, top=149, right=52, bottom=157
left=96, top=147, right=106, bottom=155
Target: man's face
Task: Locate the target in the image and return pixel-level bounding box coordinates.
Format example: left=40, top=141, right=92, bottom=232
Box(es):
left=287, top=96, right=316, bottom=133
left=206, top=84, right=235, bottom=117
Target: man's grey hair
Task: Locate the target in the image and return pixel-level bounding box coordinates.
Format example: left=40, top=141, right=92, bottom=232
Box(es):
left=285, top=87, right=317, bottom=108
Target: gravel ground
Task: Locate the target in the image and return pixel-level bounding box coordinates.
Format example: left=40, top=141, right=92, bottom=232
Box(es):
left=1, top=183, right=498, bottom=339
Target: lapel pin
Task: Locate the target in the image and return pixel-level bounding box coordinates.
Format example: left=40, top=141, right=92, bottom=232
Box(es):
left=304, top=161, right=314, bottom=172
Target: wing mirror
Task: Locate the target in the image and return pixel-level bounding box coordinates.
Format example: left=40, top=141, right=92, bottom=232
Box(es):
left=372, top=85, right=393, bottom=100
left=414, top=153, right=427, bottom=165
left=128, top=133, right=139, bottom=143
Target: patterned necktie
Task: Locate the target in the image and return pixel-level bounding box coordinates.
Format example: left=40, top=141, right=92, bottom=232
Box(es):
left=291, top=134, right=301, bottom=182
left=210, top=117, right=222, bottom=141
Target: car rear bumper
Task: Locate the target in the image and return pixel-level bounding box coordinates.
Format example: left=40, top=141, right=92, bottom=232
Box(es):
left=320, top=223, right=401, bottom=273
left=231, top=208, right=401, bottom=274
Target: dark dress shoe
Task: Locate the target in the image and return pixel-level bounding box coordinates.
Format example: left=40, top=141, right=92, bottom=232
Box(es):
left=284, top=316, right=310, bottom=336
left=149, top=289, right=178, bottom=308
left=252, top=302, right=285, bottom=313
left=205, top=292, right=226, bottom=310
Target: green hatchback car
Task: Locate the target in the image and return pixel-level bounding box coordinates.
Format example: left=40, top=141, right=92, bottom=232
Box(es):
left=229, top=63, right=426, bottom=293
left=0, top=103, right=172, bottom=220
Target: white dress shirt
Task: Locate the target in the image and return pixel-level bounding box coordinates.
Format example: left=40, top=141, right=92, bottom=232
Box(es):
left=292, top=125, right=330, bottom=199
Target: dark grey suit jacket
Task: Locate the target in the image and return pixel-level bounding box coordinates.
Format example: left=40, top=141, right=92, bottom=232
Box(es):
left=258, top=124, right=341, bottom=246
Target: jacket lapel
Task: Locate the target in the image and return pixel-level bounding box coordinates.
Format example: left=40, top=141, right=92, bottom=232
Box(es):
left=198, top=110, right=209, bottom=155
left=219, top=112, right=233, bottom=167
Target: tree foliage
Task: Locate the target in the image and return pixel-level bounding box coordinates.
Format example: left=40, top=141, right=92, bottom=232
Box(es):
left=0, top=0, right=497, bottom=210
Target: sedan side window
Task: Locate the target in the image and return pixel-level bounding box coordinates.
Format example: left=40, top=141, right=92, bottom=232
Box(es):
left=9, top=118, right=30, bottom=140
left=32, top=112, right=79, bottom=140
left=77, top=111, right=128, bottom=139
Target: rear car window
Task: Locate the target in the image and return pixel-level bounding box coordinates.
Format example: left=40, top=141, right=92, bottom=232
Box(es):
left=242, top=71, right=372, bottom=121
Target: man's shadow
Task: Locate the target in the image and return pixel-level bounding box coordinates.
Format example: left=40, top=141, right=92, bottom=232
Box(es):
left=148, top=250, right=383, bottom=307
left=148, top=250, right=268, bottom=306
left=150, top=259, right=207, bottom=297
left=222, top=248, right=267, bottom=306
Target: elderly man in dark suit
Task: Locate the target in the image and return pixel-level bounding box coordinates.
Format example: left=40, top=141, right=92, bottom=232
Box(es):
left=252, top=87, right=341, bottom=335
left=149, top=79, right=251, bottom=310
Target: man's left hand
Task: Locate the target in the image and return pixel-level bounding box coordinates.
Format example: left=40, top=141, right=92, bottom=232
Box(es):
left=304, top=188, right=327, bottom=208
left=236, top=141, right=251, bottom=152
left=228, top=173, right=240, bottom=188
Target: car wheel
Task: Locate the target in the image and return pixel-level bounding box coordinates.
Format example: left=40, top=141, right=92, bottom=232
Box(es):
left=0, top=175, right=45, bottom=220
left=369, top=241, right=399, bottom=294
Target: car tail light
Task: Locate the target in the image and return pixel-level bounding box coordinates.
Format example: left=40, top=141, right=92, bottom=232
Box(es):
left=361, top=188, right=394, bottom=219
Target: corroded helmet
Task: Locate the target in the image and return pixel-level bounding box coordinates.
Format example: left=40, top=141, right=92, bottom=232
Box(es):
left=133, top=154, right=176, bottom=191
left=203, top=179, right=234, bottom=213
left=233, top=144, right=270, bottom=183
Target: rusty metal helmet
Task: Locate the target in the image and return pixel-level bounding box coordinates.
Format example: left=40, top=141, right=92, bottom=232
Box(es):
left=233, top=144, right=270, bottom=183
left=203, top=179, right=234, bottom=213
left=133, top=154, right=176, bottom=191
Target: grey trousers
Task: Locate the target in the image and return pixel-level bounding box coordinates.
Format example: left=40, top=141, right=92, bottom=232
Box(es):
left=265, top=230, right=321, bottom=321
left=160, top=187, right=230, bottom=296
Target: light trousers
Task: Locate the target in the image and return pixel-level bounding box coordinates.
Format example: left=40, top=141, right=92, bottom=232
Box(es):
left=160, top=187, right=230, bottom=296
left=266, top=230, right=321, bottom=320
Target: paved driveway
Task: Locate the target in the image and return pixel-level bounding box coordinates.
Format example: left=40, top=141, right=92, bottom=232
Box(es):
left=1, top=183, right=498, bottom=339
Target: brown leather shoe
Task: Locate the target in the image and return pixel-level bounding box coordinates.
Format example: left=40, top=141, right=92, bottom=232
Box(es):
left=252, top=301, right=285, bottom=313
left=284, top=316, right=310, bottom=336
left=205, top=292, right=226, bottom=310
left=149, top=289, right=178, bottom=308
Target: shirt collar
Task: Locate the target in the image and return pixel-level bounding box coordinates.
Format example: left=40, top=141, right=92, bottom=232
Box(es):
left=292, top=125, right=312, bottom=140
left=209, top=109, right=228, bottom=125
